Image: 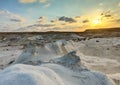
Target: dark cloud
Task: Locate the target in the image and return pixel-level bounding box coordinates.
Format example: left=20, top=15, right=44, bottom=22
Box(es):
left=101, top=13, right=112, bottom=18
left=104, top=14, right=112, bottom=17
left=37, top=16, right=48, bottom=23
left=50, top=20, right=55, bottom=23
left=34, top=24, right=55, bottom=27
left=75, top=16, right=80, bottom=18
left=0, top=10, right=26, bottom=23
left=101, top=10, right=112, bottom=18
left=61, top=23, right=66, bottom=25
left=116, top=19, right=120, bottom=22
left=39, top=17, right=44, bottom=19
left=59, top=16, right=76, bottom=23
left=26, top=24, right=55, bottom=28
left=82, top=20, right=89, bottom=23
left=10, top=19, right=22, bottom=22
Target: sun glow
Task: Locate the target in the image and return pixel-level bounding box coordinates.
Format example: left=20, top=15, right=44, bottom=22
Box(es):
left=92, top=19, right=101, bottom=25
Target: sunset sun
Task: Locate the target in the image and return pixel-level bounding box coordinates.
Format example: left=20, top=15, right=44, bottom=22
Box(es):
left=92, top=19, right=101, bottom=25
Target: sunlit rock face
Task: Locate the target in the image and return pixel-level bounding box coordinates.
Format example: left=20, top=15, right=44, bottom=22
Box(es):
left=13, top=40, right=77, bottom=65
left=13, top=43, right=36, bottom=64
left=49, top=51, right=88, bottom=72
left=108, top=74, right=120, bottom=85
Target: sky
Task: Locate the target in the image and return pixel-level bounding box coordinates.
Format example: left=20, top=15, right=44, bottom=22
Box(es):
left=0, top=0, right=120, bottom=32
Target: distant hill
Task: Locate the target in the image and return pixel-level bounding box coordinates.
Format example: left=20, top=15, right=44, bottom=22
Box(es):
left=0, top=28, right=119, bottom=38
left=0, top=27, right=119, bottom=34
left=85, top=28, right=120, bottom=33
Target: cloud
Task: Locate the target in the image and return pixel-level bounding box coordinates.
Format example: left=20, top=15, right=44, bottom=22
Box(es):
left=0, top=9, right=26, bottom=23
left=59, top=16, right=76, bottom=23
left=100, top=10, right=113, bottom=19
left=99, top=3, right=103, bottom=6
left=19, top=0, right=51, bottom=7
left=19, top=0, right=36, bottom=3
left=39, top=0, right=47, bottom=3
left=16, top=16, right=84, bottom=32
left=39, top=0, right=51, bottom=8
left=0, top=9, right=27, bottom=32
left=1, top=8, right=119, bottom=32
left=10, top=19, right=23, bottom=22
left=116, top=19, right=120, bottom=22
left=17, top=9, right=120, bottom=32
left=17, top=23, right=55, bottom=32
left=82, top=20, right=89, bottom=23
left=118, top=2, right=120, bottom=7
left=27, top=24, right=54, bottom=28
left=111, top=18, right=120, bottom=23
left=75, top=16, right=81, bottom=18
left=44, top=3, right=51, bottom=7
left=19, top=0, right=49, bottom=4
left=37, top=16, right=49, bottom=24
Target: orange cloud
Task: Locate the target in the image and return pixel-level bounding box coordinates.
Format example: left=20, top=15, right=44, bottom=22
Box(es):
left=19, top=0, right=36, bottom=3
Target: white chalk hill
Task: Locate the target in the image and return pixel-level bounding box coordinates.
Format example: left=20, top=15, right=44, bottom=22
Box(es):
left=0, top=42, right=114, bottom=85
